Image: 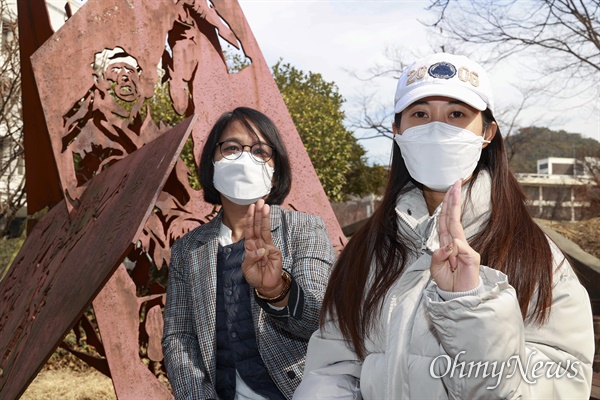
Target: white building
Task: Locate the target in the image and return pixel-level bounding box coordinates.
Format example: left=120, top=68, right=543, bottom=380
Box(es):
left=515, top=157, right=597, bottom=221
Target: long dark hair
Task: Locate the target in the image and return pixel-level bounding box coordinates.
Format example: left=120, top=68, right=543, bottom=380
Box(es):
left=321, top=110, right=553, bottom=360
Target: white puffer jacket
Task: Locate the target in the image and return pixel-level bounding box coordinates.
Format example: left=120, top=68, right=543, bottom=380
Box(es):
left=294, top=174, right=594, bottom=399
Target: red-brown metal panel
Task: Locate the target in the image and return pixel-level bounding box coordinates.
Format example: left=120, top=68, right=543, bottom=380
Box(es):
left=27, top=0, right=346, bottom=397
left=30, top=0, right=344, bottom=245
left=0, top=115, right=196, bottom=399
left=17, top=0, right=63, bottom=233
left=92, top=266, right=173, bottom=398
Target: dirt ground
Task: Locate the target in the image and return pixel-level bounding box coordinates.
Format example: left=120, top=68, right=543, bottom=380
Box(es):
left=21, top=369, right=115, bottom=400
left=540, top=217, right=600, bottom=260
left=20, top=339, right=117, bottom=399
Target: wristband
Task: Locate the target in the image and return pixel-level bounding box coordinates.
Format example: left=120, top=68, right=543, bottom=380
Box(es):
left=255, top=271, right=292, bottom=303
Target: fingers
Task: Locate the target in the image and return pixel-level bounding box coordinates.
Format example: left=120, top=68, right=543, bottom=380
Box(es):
left=431, top=241, right=459, bottom=273
left=431, top=243, right=453, bottom=269
left=446, top=185, right=460, bottom=272
left=430, top=244, right=454, bottom=290
left=253, top=199, right=263, bottom=240
left=430, top=238, right=480, bottom=292
left=244, top=200, right=279, bottom=271
left=453, top=237, right=480, bottom=266
left=441, top=181, right=466, bottom=243
left=261, top=203, right=274, bottom=246
left=245, top=203, right=256, bottom=241
left=447, top=238, right=479, bottom=275
left=243, top=247, right=265, bottom=265
left=432, top=181, right=482, bottom=293
left=246, top=199, right=273, bottom=265
left=451, top=239, right=481, bottom=292
left=439, top=189, right=452, bottom=247
left=448, top=248, right=458, bottom=273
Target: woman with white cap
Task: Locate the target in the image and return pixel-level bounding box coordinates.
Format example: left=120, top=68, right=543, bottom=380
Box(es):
left=293, top=53, right=594, bottom=399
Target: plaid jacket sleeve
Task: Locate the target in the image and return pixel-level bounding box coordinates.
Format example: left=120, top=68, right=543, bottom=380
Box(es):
left=258, top=209, right=336, bottom=339
left=162, top=239, right=218, bottom=400
left=252, top=208, right=337, bottom=398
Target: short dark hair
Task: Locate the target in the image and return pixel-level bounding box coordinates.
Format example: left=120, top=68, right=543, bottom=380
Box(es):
left=199, top=107, right=292, bottom=205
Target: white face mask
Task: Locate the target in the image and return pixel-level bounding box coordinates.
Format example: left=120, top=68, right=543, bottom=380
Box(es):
left=394, top=121, right=490, bottom=192
left=213, top=152, right=275, bottom=205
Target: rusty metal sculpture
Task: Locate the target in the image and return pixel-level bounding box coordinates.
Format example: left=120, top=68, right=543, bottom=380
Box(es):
left=0, top=116, right=196, bottom=399
left=17, top=0, right=63, bottom=234
left=3, top=0, right=346, bottom=398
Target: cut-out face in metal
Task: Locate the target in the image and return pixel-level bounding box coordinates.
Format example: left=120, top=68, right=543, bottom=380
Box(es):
left=104, top=62, right=141, bottom=102
left=61, top=48, right=148, bottom=187
left=26, top=1, right=346, bottom=398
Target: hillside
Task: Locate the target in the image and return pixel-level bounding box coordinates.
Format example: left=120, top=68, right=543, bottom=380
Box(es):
left=507, top=127, right=600, bottom=173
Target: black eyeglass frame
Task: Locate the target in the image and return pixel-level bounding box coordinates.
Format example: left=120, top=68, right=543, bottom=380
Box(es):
left=215, top=140, right=276, bottom=164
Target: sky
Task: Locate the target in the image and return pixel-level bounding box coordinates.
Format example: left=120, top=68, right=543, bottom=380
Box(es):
left=55, top=0, right=600, bottom=165
left=237, top=0, right=600, bottom=165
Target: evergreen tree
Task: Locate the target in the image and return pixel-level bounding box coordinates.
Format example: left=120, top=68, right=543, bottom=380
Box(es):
left=273, top=60, right=385, bottom=201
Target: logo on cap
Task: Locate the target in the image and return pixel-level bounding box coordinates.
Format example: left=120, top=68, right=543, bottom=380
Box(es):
left=428, top=62, right=456, bottom=80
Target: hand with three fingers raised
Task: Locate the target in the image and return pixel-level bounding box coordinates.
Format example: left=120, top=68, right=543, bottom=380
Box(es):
left=430, top=180, right=481, bottom=292
left=241, top=199, right=289, bottom=305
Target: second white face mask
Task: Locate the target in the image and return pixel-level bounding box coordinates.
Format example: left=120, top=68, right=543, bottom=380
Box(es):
left=213, top=151, right=275, bottom=205
left=394, top=121, right=489, bottom=192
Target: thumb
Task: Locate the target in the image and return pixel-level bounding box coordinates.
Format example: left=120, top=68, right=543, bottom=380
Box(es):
left=431, top=244, right=454, bottom=272
left=431, top=244, right=453, bottom=268
left=243, top=248, right=262, bottom=265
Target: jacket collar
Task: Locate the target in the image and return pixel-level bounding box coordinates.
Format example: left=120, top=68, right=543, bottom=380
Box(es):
left=186, top=204, right=283, bottom=245
left=395, top=171, right=492, bottom=252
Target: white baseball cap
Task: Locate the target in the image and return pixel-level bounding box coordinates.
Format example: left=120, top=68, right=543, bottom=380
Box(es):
left=393, top=53, right=494, bottom=114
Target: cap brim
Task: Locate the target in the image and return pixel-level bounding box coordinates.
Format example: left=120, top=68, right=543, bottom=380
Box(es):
left=394, top=84, right=487, bottom=114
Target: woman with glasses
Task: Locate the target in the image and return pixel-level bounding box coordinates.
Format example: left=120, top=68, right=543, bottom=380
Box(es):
left=293, top=53, right=594, bottom=399
left=162, top=107, right=336, bottom=400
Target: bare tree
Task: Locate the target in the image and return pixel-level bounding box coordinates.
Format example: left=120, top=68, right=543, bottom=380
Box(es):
left=352, top=1, right=599, bottom=149
left=495, top=84, right=558, bottom=162
left=347, top=45, right=540, bottom=151
left=580, top=155, right=600, bottom=217
left=0, top=1, right=25, bottom=237
left=428, top=0, right=600, bottom=214
left=427, top=0, right=600, bottom=102
left=348, top=93, right=394, bottom=140
left=345, top=46, right=407, bottom=141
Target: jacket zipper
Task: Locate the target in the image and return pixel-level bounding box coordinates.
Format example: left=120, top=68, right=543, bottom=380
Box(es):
left=395, top=209, right=427, bottom=254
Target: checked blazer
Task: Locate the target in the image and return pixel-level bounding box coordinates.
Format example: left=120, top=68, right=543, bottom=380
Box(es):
left=162, top=205, right=335, bottom=400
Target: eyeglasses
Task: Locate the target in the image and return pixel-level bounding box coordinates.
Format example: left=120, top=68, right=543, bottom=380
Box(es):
left=215, top=140, right=275, bottom=163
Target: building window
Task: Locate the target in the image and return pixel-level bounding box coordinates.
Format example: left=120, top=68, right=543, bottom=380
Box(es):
left=552, top=163, right=574, bottom=175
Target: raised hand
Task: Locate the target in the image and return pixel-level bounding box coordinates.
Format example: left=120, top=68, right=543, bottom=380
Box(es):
left=241, top=199, right=285, bottom=298
left=430, top=180, right=480, bottom=292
